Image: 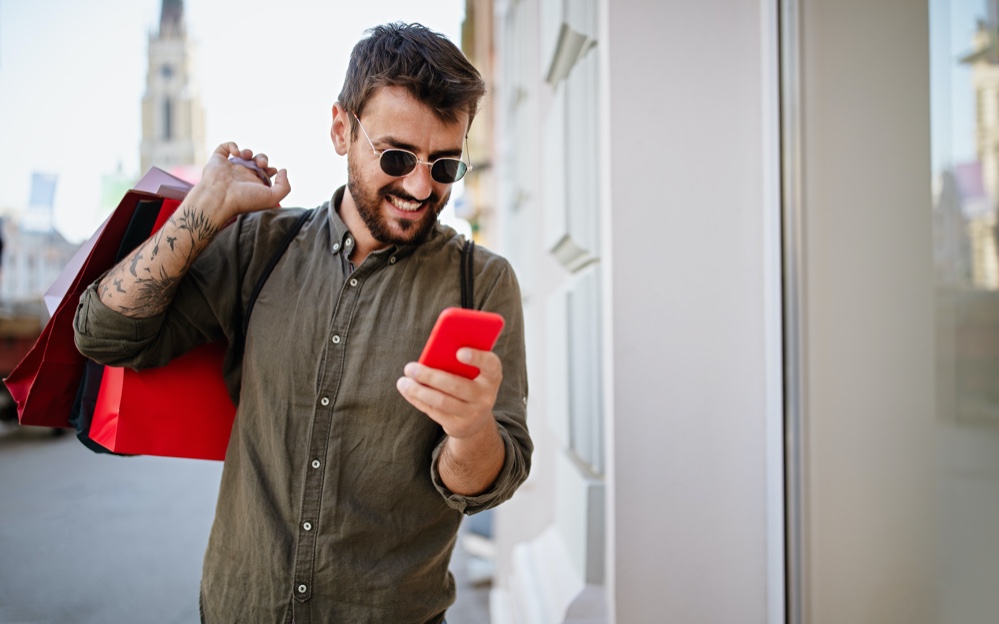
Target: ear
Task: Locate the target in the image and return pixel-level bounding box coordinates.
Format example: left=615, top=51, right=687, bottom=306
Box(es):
left=331, top=102, right=351, bottom=156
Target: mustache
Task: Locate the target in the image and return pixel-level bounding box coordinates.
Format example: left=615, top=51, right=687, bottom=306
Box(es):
left=380, top=185, right=432, bottom=204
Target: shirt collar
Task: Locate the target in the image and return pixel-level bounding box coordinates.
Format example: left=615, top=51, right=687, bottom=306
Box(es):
left=326, top=186, right=355, bottom=257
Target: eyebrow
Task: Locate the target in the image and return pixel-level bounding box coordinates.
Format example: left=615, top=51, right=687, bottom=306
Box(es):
left=378, top=134, right=464, bottom=160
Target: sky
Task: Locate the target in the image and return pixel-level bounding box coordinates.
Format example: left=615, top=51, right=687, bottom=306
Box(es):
left=0, top=0, right=466, bottom=243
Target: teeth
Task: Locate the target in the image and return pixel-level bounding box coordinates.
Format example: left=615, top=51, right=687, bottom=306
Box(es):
left=388, top=195, right=422, bottom=212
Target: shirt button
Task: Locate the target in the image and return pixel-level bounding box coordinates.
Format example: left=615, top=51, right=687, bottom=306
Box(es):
left=389, top=256, right=397, bottom=264
left=311, top=459, right=321, bottom=469
left=303, top=522, right=312, bottom=531
left=349, top=278, right=358, bottom=287
left=320, top=397, right=330, bottom=406
left=333, top=243, right=340, bottom=252
left=346, top=238, right=353, bottom=247
left=332, top=335, right=341, bottom=344
left=298, top=584, right=307, bottom=594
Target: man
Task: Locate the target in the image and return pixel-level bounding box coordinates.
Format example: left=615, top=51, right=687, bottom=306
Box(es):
left=73, top=23, right=531, bottom=624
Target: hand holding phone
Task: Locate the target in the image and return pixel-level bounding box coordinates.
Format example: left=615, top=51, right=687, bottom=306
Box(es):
left=418, top=307, right=505, bottom=379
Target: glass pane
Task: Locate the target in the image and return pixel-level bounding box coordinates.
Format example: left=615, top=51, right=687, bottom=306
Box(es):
left=568, top=268, right=603, bottom=474
left=932, top=0, right=999, bottom=619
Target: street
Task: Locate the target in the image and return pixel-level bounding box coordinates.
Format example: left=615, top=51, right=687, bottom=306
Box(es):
left=0, top=424, right=489, bottom=623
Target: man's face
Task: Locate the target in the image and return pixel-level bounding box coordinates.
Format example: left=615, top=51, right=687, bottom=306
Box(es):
left=341, top=86, right=469, bottom=248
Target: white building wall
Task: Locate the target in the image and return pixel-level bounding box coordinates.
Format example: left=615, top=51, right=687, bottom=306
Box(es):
left=602, top=1, right=778, bottom=621
left=490, top=0, right=782, bottom=622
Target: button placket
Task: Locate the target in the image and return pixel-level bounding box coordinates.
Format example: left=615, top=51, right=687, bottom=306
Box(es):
left=292, top=242, right=369, bottom=607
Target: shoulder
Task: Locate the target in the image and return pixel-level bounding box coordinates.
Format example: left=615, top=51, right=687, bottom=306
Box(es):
left=419, top=224, right=521, bottom=302
left=422, top=223, right=514, bottom=274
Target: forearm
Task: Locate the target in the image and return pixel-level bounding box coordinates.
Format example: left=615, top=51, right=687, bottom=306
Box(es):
left=98, top=192, right=226, bottom=318
left=437, top=421, right=506, bottom=496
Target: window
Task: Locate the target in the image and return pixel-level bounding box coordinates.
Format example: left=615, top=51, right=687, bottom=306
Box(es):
left=163, top=98, right=173, bottom=140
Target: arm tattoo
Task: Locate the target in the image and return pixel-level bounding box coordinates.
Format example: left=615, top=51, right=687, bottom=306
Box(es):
left=176, top=207, right=220, bottom=241
left=100, top=204, right=220, bottom=318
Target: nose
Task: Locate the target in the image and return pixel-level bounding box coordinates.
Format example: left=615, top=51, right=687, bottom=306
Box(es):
left=401, top=161, right=434, bottom=201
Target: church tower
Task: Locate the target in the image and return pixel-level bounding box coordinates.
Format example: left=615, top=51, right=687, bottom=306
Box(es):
left=140, top=0, right=206, bottom=175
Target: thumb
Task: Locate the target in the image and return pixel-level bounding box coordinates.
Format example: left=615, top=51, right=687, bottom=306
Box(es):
left=270, top=169, right=292, bottom=203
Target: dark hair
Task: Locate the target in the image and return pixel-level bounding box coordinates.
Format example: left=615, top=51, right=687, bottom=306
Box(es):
left=338, top=22, right=486, bottom=135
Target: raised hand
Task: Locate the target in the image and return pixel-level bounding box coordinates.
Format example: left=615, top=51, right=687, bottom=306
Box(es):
left=97, top=142, right=291, bottom=318
left=194, top=143, right=292, bottom=225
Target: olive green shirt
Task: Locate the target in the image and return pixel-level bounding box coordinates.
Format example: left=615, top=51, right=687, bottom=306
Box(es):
left=73, top=188, right=532, bottom=623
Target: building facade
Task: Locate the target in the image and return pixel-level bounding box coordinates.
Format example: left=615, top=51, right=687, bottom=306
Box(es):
left=468, top=0, right=999, bottom=622
left=140, top=0, right=206, bottom=176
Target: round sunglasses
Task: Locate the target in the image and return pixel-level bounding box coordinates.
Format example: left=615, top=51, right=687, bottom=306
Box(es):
left=353, top=114, right=471, bottom=184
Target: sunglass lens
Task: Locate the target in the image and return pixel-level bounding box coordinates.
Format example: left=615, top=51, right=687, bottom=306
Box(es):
left=431, top=159, right=467, bottom=184
left=380, top=150, right=417, bottom=177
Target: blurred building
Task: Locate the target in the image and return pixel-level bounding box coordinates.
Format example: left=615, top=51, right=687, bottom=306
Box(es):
left=956, top=17, right=999, bottom=290
left=0, top=172, right=78, bottom=307
left=140, top=0, right=206, bottom=177
left=460, top=3, right=499, bottom=246
left=0, top=217, right=77, bottom=306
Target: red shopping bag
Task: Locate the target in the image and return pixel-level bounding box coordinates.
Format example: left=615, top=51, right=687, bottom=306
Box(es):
left=3, top=189, right=165, bottom=427
left=89, top=342, right=235, bottom=460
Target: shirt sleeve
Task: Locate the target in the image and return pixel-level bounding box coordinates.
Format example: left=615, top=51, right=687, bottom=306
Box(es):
left=429, top=255, right=532, bottom=515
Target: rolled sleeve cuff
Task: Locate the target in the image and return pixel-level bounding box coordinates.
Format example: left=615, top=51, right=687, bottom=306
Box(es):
left=73, top=282, right=168, bottom=365
left=430, top=426, right=526, bottom=516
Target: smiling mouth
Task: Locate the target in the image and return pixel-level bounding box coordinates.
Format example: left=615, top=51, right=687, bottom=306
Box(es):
left=387, top=194, right=424, bottom=212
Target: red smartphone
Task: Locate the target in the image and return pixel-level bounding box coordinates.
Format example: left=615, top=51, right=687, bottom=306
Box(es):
left=418, top=307, right=505, bottom=379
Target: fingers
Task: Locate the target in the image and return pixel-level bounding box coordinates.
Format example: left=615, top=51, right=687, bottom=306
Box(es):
left=409, top=351, right=500, bottom=391
left=401, top=350, right=501, bottom=403
left=396, top=365, right=500, bottom=440
left=396, top=376, right=464, bottom=415
left=212, top=142, right=287, bottom=188
left=213, top=143, right=269, bottom=168
left=396, top=373, right=491, bottom=438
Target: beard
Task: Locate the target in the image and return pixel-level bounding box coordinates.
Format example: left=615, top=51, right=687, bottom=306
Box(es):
left=347, top=156, right=450, bottom=247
